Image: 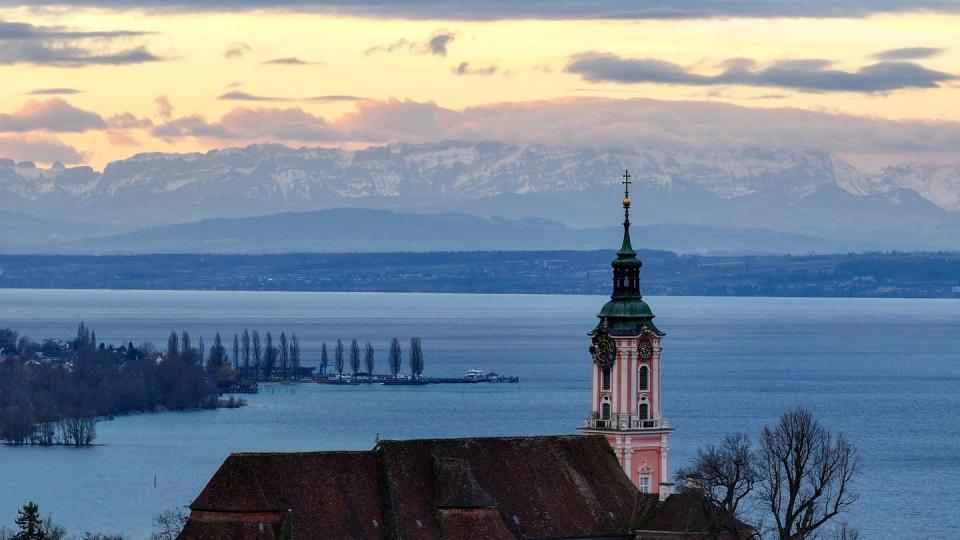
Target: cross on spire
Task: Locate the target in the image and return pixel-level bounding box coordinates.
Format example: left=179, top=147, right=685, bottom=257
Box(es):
left=622, top=170, right=631, bottom=198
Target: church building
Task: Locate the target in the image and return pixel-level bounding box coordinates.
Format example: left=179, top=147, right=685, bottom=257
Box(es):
left=580, top=171, right=673, bottom=497
left=177, top=172, right=742, bottom=540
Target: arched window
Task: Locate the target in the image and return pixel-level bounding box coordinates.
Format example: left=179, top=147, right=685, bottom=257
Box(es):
left=602, top=368, right=611, bottom=390
left=602, top=402, right=611, bottom=420
left=638, top=402, right=649, bottom=419
left=638, top=365, right=649, bottom=391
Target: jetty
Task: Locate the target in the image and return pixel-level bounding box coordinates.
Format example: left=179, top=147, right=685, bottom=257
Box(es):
left=318, top=371, right=519, bottom=386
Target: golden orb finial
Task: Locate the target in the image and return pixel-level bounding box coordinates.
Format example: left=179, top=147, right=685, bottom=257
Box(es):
left=623, top=197, right=631, bottom=208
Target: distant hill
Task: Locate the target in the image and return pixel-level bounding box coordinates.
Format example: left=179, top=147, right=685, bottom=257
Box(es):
left=27, top=208, right=893, bottom=255
left=1, top=142, right=958, bottom=252
left=1, top=250, right=958, bottom=298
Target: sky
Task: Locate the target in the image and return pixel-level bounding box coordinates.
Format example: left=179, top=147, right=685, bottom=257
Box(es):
left=0, top=1, right=958, bottom=170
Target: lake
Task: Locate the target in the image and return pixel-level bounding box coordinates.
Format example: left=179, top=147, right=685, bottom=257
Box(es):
left=0, top=289, right=958, bottom=538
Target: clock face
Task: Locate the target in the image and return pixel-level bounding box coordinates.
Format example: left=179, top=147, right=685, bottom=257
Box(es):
left=637, top=341, right=654, bottom=361
left=590, top=331, right=617, bottom=369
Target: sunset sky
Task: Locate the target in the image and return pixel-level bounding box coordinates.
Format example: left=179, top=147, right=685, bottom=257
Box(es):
left=0, top=1, right=958, bottom=170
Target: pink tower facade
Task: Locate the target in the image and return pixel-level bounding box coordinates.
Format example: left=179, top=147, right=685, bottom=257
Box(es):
left=580, top=171, right=673, bottom=497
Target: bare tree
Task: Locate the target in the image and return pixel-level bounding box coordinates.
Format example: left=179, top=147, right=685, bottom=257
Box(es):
left=166, top=331, right=179, bottom=359
left=150, top=507, right=188, bottom=540
left=252, top=331, right=261, bottom=379
left=409, top=337, right=423, bottom=380
left=364, top=342, right=374, bottom=381
left=206, top=333, right=228, bottom=377
left=233, top=334, right=240, bottom=375
left=334, top=339, right=345, bottom=378
left=350, top=339, right=361, bottom=380
left=389, top=337, right=402, bottom=379
left=181, top=331, right=192, bottom=364
left=676, top=433, right=757, bottom=539
left=758, top=407, right=860, bottom=540
left=263, top=332, right=276, bottom=380
left=320, top=342, right=329, bottom=375
left=241, top=329, right=251, bottom=377
left=290, top=333, right=301, bottom=380
left=279, top=331, right=289, bottom=380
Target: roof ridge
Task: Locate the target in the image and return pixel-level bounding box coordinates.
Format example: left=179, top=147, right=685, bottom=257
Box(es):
left=230, top=450, right=370, bottom=457
left=379, top=434, right=589, bottom=444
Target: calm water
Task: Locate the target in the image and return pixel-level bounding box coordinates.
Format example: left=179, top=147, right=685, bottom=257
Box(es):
left=0, top=289, right=958, bottom=538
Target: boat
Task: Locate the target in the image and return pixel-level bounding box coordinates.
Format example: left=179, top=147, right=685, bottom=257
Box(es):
left=464, top=369, right=488, bottom=382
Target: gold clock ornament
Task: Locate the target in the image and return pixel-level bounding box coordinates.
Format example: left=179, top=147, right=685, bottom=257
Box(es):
left=637, top=340, right=654, bottom=361
left=590, top=330, right=617, bottom=369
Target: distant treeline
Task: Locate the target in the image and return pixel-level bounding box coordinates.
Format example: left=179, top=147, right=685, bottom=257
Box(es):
left=0, top=323, right=234, bottom=446
left=0, top=250, right=958, bottom=298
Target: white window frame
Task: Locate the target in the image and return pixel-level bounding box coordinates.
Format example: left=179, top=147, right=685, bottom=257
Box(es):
left=638, top=474, right=652, bottom=493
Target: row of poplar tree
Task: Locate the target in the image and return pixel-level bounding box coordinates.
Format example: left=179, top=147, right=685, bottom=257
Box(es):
left=320, top=337, right=424, bottom=380
left=166, top=330, right=424, bottom=382
left=166, top=330, right=302, bottom=382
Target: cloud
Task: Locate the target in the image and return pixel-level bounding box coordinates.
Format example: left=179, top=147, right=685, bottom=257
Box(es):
left=366, top=30, right=456, bottom=56
left=27, top=87, right=83, bottom=95
left=452, top=61, right=498, bottom=76
left=224, top=42, right=251, bottom=59
left=1, top=1, right=959, bottom=19
left=263, top=57, right=310, bottom=65
left=337, top=98, right=462, bottom=140
left=218, top=91, right=365, bottom=102
left=0, top=20, right=162, bottom=67
left=154, top=95, right=173, bottom=119
left=566, top=52, right=957, bottom=93
left=0, top=98, right=106, bottom=132
left=0, top=134, right=84, bottom=163
left=106, top=112, right=153, bottom=129
left=872, top=47, right=944, bottom=60
left=107, top=130, right=142, bottom=146
left=146, top=96, right=960, bottom=167
left=152, top=107, right=348, bottom=142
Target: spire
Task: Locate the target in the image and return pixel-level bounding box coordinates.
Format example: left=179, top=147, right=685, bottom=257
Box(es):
left=610, top=170, right=642, bottom=300
left=618, top=170, right=636, bottom=258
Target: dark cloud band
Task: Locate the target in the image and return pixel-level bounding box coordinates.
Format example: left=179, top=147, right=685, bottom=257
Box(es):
left=0, top=20, right=163, bottom=66
left=566, top=52, right=956, bottom=93
left=218, top=91, right=366, bottom=102
left=0, top=1, right=958, bottom=19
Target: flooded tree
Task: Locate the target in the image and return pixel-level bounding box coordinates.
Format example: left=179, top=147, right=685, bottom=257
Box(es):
left=389, top=338, right=402, bottom=379
left=279, top=332, right=288, bottom=380
left=290, top=333, right=301, bottom=380
left=364, top=342, right=374, bottom=381
left=263, top=333, right=276, bottom=380
left=241, top=330, right=251, bottom=378
left=252, top=331, right=261, bottom=378
left=232, top=334, right=240, bottom=375
left=409, top=338, right=423, bottom=380
left=334, top=339, right=345, bottom=378
left=320, top=342, right=329, bottom=375
left=350, top=339, right=360, bottom=380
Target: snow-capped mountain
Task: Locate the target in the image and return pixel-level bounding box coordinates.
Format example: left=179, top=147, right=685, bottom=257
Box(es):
left=867, top=163, right=960, bottom=212
left=0, top=142, right=957, bottom=251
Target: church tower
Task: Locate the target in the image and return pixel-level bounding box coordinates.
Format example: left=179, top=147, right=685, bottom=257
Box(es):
left=580, top=171, right=673, bottom=497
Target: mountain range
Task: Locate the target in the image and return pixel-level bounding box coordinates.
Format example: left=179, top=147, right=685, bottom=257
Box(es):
left=1, top=142, right=958, bottom=253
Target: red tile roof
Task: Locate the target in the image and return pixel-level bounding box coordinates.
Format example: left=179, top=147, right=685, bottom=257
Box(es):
left=180, top=435, right=739, bottom=540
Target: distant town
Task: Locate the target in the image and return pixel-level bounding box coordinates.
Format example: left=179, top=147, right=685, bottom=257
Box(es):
left=0, top=250, right=958, bottom=298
